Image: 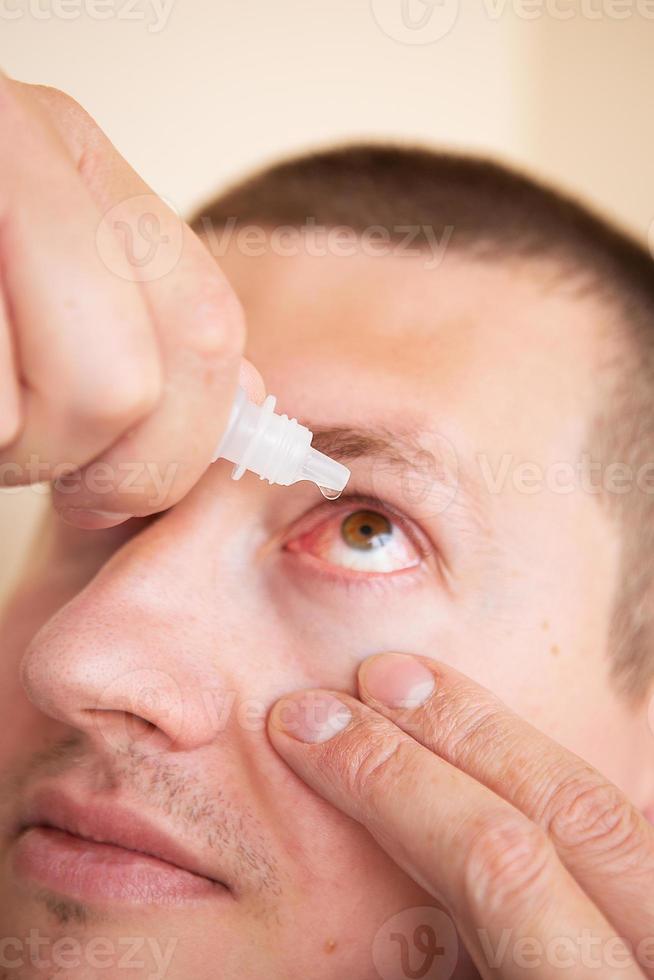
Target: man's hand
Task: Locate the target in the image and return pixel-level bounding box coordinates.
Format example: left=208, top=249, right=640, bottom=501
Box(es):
left=268, top=653, right=654, bottom=978
left=0, top=75, right=262, bottom=527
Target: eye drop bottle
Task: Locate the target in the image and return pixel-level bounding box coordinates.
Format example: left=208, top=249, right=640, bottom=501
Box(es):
left=212, top=386, right=350, bottom=495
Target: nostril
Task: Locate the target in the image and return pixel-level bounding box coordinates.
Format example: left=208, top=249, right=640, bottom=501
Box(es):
left=83, top=708, right=169, bottom=755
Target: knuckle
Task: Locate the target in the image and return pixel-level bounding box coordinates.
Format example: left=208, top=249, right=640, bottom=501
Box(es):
left=435, top=689, right=510, bottom=767
left=184, top=269, right=246, bottom=363
left=26, top=84, right=96, bottom=135
left=22, top=84, right=107, bottom=166
left=76, top=140, right=111, bottom=186
left=462, top=812, right=555, bottom=919
left=327, top=723, right=413, bottom=812
left=26, top=83, right=80, bottom=112
left=547, top=777, right=648, bottom=870
left=0, top=81, right=106, bottom=179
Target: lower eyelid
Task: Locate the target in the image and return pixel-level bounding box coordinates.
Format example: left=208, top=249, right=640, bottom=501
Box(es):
left=281, top=547, right=431, bottom=588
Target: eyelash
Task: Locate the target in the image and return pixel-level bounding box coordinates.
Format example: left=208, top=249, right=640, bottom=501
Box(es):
left=281, top=492, right=436, bottom=586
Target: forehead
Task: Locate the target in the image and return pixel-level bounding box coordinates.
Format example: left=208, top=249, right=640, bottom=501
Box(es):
left=214, top=243, right=600, bottom=463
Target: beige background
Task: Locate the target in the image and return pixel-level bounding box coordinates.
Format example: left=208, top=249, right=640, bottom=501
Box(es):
left=1, top=0, right=653, bottom=598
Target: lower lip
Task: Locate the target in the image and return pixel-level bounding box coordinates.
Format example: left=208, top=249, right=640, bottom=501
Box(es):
left=12, top=826, right=224, bottom=906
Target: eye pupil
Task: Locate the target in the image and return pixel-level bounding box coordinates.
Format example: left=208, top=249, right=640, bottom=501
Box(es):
left=341, top=510, right=392, bottom=551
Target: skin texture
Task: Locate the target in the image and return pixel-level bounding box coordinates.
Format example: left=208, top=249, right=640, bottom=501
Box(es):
left=1, top=232, right=654, bottom=978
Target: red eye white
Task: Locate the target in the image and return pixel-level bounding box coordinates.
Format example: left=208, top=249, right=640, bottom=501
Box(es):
left=285, top=506, right=422, bottom=575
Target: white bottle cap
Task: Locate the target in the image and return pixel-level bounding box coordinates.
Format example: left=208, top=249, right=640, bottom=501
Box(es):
left=212, top=386, right=351, bottom=493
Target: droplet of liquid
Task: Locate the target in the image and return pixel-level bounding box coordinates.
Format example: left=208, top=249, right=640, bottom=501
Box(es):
left=318, top=485, right=342, bottom=500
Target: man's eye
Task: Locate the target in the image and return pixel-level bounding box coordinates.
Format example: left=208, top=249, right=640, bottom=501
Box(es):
left=285, top=506, right=422, bottom=575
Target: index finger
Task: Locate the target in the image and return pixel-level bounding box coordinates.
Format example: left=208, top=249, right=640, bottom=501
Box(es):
left=352, top=653, right=654, bottom=963
left=0, top=77, right=164, bottom=476
left=268, top=683, right=641, bottom=980
left=24, top=83, right=252, bottom=522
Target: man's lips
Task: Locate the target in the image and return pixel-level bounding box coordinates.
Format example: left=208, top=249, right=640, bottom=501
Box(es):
left=12, top=788, right=231, bottom=907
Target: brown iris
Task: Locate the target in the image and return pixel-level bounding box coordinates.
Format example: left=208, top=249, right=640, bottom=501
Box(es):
left=341, top=510, right=392, bottom=551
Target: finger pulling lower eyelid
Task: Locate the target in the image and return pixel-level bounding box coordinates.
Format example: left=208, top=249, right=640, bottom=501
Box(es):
left=359, top=653, right=436, bottom=709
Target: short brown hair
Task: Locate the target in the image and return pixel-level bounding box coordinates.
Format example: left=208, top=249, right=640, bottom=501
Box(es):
left=190, top=143, right=654, bottom=698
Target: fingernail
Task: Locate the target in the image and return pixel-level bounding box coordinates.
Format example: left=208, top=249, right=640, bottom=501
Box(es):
left=271, top=691, right=352, bottom=743
left=59, top=509, right=132, bottom=529
left=360, top=653, right=435, bottom=709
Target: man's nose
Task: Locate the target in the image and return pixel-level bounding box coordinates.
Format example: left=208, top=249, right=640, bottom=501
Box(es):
left=20, top=486, right=257, bottom=754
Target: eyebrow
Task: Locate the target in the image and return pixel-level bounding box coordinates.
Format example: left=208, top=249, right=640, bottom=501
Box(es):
left=308, top=423, right=488, bottom=533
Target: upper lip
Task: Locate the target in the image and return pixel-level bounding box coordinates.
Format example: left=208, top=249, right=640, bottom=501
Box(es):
left=19, top=788, right=228, bottom=889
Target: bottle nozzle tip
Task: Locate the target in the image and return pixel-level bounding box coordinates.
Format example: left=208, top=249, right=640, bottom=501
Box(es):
left=299, top=447, right=350, bottom=494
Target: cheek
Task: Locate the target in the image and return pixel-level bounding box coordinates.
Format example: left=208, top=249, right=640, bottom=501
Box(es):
left=263, top=568, right=451, bottom=692
left=262, top=588, right=446, bottom=695
left=249, top=732, right=432, bottom=965
left=0, top=620, right=68, bottom=834
left=265, top=541, right=639, bottom=793
left=0, top=582, right=62, bottom=748
left=195, top=616, right=437, bottom=963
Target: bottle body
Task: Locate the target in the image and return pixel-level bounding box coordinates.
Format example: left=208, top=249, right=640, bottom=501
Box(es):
left=213, top=386, right=350, bottom=493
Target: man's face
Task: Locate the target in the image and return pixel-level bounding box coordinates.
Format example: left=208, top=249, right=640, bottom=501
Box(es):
left=0, top=242, right=650, bottom=979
